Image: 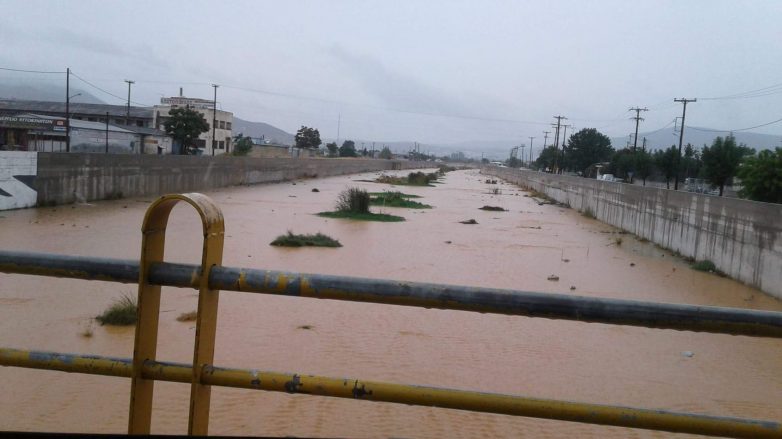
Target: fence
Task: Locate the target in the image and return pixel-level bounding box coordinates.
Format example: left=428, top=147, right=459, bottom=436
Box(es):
left=0, top=193, right=780, bottom=437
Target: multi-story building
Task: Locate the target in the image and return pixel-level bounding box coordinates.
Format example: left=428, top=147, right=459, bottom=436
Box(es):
left=152, top=95, right=233, bottom=156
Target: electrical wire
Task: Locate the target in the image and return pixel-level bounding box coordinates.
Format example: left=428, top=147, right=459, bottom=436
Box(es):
left=69, top=71, right=152, bottom=107
left=0, top=66, right=65, bottom=74
left=686, top=117, right=782, bottom=133
left=700, top=81, right=782, bottom=101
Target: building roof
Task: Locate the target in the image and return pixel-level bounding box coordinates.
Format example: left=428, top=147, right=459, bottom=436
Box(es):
left=0, top=99, right=153, bottom=118
left=33, top=113, right=135, bottom=133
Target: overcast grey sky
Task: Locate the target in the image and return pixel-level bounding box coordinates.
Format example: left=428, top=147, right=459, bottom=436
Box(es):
left=1, top=0, right=781, bottom=146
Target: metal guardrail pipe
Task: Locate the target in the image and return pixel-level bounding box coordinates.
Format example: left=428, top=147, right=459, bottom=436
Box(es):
left=1, top=348, right=779, bottom=438
left=2, top=250, right=782, bottom=338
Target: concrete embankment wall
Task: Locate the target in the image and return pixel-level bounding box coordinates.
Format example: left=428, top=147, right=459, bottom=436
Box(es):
left=483, top=166, right=782, bottom=299
left=33, top=153, right=428, bottom=206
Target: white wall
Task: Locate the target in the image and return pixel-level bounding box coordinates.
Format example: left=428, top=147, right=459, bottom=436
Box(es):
left=0, top=151, right=37, bottom=210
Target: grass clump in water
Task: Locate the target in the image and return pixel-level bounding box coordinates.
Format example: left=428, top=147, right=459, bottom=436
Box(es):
left=371, top=191, right=431, bottom=209
left=479, top=205, right=506, bottom=211
left=318, top=211, right=404, bottom=222
left=318, top=188, right=405, bottom=222
left=96, top=294, right=137, bottom=326
left=270, top=231, right=342, bottom=247
left=376, top=171, right=440, bottom=186
left=177, top=311, right=198, bottom=322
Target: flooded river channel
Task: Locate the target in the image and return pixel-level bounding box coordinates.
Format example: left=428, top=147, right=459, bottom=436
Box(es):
left=0, top=169, right=780, bottom=437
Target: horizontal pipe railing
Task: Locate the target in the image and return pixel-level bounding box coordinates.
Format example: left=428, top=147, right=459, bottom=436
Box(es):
left=1, top=348, right=779, bottom=438
left=2, top=250, right=782, bottom=338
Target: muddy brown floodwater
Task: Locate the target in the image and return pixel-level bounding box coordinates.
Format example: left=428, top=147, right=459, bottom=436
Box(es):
left=0, top=169, right=780, bottom=437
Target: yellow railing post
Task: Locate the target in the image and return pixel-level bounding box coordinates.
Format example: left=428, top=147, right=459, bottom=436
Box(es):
left=127, top=193, right=224, bottom=435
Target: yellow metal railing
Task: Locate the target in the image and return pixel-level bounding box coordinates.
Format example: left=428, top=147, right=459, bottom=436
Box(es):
left=0, top=193, right=780, bottom=437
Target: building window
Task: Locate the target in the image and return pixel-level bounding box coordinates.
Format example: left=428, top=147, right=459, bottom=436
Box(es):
left=88, top=117, right=97, bottom=122
left=219, top=121, right=226, bottom=129
left=136, top=120, right=144, bottom=127
left=218, top=141, right=225, bottom=149
left=226, top=122, right=232, bottom=130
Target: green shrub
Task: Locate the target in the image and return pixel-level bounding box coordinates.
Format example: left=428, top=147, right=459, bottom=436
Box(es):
left=270, top=231, right=342, bottom=247
left=692, top=260, right=717, bottom=272
left=335, top=188, right=370, bottom=213
left=96, top=294, right=137, bottom=326
left=371, top=191, right=431, bottom=208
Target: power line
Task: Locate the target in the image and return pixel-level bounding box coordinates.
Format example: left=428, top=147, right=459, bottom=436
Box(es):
left=69, top=71, right=152, bottom=107
left=686, top=117, right=782, bottom=133
left=0, top=66, right=65, bottom=74
left=700, top=80, right=782, bottom=101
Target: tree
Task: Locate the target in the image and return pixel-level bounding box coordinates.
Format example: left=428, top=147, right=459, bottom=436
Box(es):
left=736, top=148, right=782, bottom=203
left=634, top=149, right=654, bottom=186
left=506, top=156, right=522, bottom=168
left=325, top=142, right=338, bottom=157
left=231, top=133, right=253, bottom=156
left=294, top=126, right=321, bottom=149
left=561, top=128, right=614, bottom=174
left=163, top=107, right=210, bottom=155
left=379, top=146, right=393, bottom=159
left=534, top=146, right=562, bottom=172
left=653, top=146, right=679, bottom=189
left=339, top=140, right=357, bottom=157
left=701, top=135, right=753, bottom=196
left=610, top=148, right=636, bottom=182
left=682, top=143, right=702, bottom=180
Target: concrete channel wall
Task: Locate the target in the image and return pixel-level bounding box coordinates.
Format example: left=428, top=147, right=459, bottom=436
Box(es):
left=483, top=166, right=782, bottom=299
left=33, top=153, right=428, bottom=207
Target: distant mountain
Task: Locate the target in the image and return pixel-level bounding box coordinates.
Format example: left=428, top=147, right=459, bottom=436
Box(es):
left=232, top=117, right=295, bottom=145
left=0, top=82, right=106, bottom=104
left=611, top=129, right=781, bottom=152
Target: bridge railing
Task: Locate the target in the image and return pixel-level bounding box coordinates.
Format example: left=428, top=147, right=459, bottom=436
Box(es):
left=0, top=193, right=780, bottom=437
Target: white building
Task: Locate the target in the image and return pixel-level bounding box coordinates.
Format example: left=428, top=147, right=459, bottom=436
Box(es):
left=152, top=94, right=233, bottom=156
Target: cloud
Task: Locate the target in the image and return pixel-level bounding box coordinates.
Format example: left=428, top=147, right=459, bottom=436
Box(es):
left=328, top=45, right=485, bottom=118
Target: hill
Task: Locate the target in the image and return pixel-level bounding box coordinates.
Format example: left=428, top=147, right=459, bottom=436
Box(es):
left=232, top=117, right=295, bottom=145
left=0, top=82, right=105, bottom=104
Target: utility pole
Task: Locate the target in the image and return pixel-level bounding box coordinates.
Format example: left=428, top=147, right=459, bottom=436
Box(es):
left=211, top=84, right=219, bottom=156
left=629, top=107, right=648, bottom=152
left=673, top=98, right=696, bottom=190
left=552, top=115, right=567, bottom=173
left=553, top=116, right=567, bottom=149
left=105, top=112, right=109, bottom=153
left=124, top=80, right=134, bottom=126
left=336, top=113, right=341, bottom=146
left=65, top=67, right=70, bottom=152
left=642, top=137, right=647, bottom=151
left=542, top=130, right=550, bottom=148
left=528, top=136, right=535, bottom=165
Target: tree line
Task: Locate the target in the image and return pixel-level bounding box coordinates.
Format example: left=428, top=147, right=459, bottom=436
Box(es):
left=529, top=127, right=781, bottom=203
